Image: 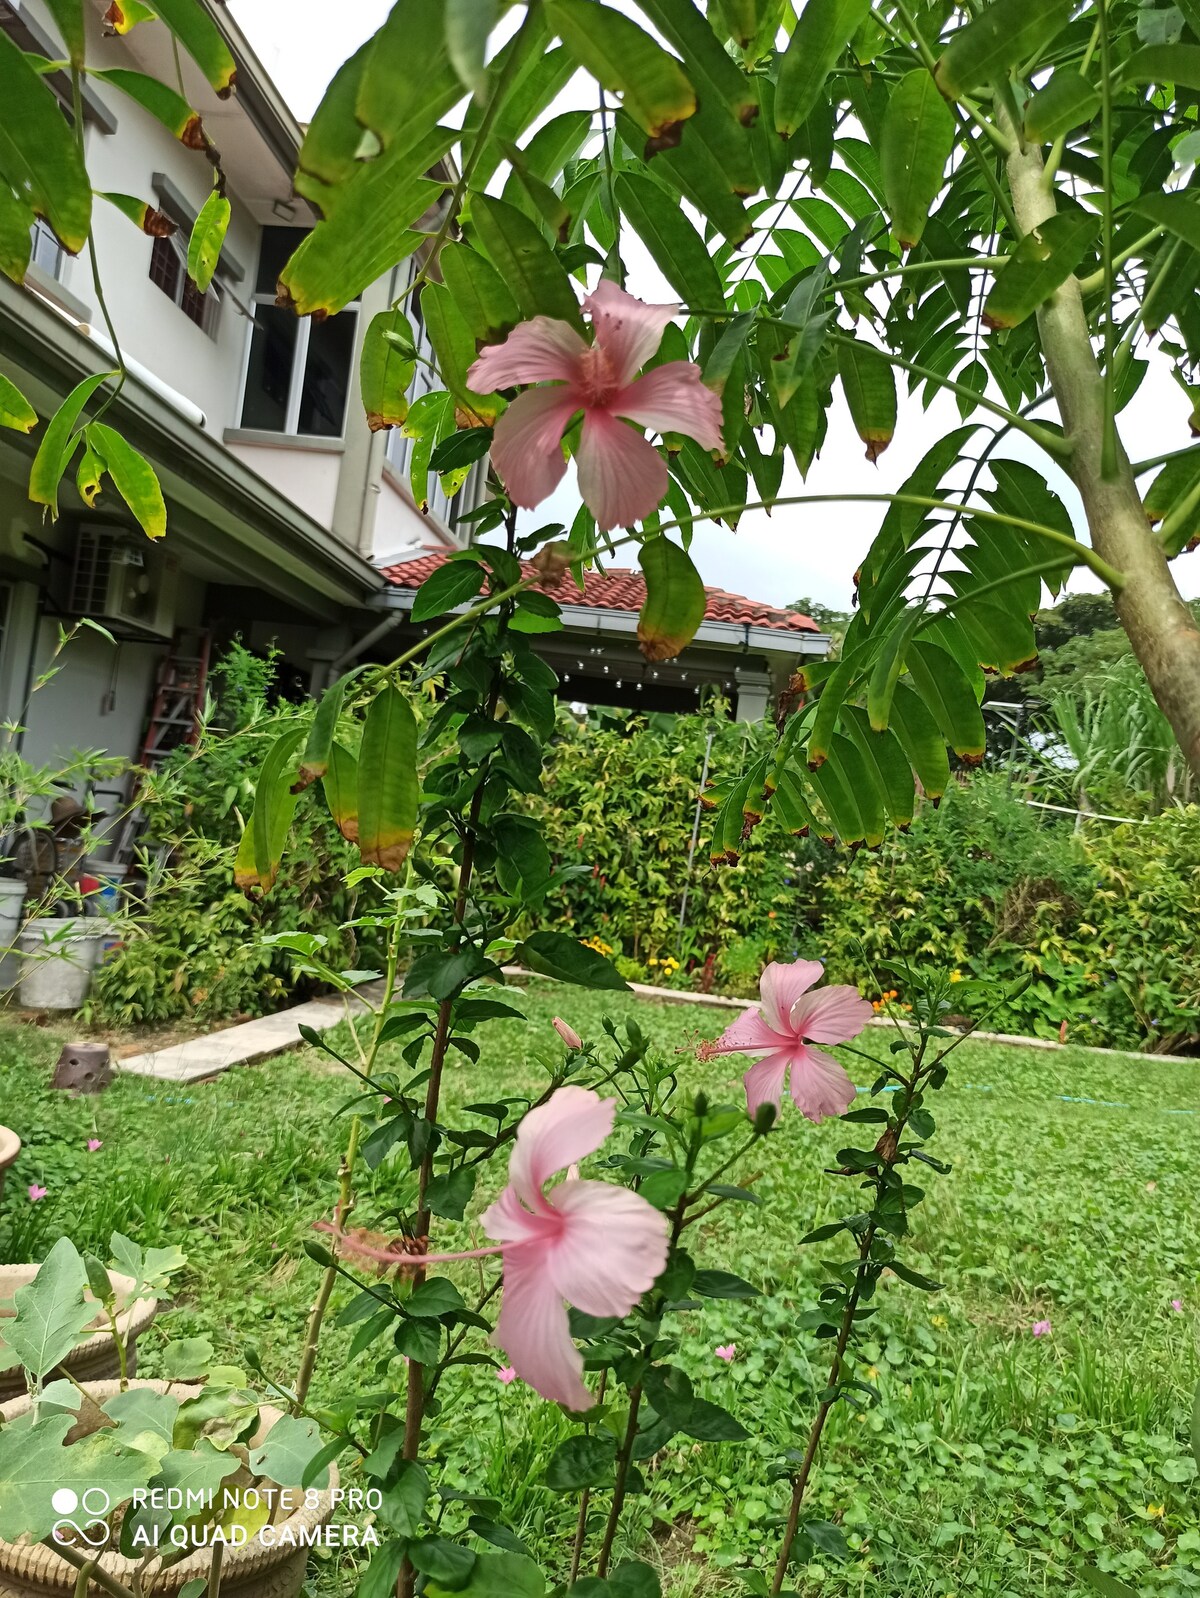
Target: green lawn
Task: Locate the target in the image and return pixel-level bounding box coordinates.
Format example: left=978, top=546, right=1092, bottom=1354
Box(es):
left=1, top=985, right=1198, bottom=1598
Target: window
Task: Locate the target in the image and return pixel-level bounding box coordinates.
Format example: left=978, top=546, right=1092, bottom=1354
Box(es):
left=29, top=219, right=63, bottom=279
left=148, top=233, right=220, bottom=335
left=238, top=227, right=358, bottom=438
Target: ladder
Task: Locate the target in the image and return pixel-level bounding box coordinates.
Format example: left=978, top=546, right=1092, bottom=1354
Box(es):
left=138, top=629, right=212, bottom=770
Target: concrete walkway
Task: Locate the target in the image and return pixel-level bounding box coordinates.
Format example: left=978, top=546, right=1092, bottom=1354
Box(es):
left=118, top=985, right=381, bottom=1082
left=116, top=968, right=1196, bottom=1083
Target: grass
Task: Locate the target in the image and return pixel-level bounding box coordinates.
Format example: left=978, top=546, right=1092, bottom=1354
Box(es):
left=1, top=983, right=1198, bottom=1598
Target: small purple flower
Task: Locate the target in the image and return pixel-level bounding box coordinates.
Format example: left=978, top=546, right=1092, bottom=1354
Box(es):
left=1171, top=1298, right=1184, bottom=1313
left=1031, top=1319, right=1052, bottom=1337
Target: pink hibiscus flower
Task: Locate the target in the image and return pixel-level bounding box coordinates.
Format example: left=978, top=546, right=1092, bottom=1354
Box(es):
left=318, top=1086, right=669, bottom=1411
left=467, top=280, right=723, bottom=532
left=552, top=1017, right=583, bottom=1051
left=701, top=959, right=873, bottom=1124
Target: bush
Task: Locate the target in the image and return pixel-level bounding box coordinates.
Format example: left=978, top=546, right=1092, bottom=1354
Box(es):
left=89, top=644, right=370, bottom=1027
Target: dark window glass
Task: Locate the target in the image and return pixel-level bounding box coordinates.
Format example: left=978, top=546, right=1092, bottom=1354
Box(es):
left=149, top=234, right=180, bottom=301
left=241, top=306, right=299, bottom=431
left=298, top=313, right=355, bottom=436
left=254, top=227, right=307, bottom=295
left=181, top=275, right=208, bottom=330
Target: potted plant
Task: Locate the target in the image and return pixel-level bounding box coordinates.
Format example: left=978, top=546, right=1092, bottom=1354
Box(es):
left=0, top=1236, right=338, bottom=1598
left=0, top=1236, right=160, bottom=1402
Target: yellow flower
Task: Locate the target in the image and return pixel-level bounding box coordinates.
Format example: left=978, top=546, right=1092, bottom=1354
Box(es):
left=931, top=1315, right=947, bottom=1328
left=866, top=1365, right=879, bottom=1381
left=1145, top=1504, right=1165, bottom=1519
left=949, top=970, right=963, bottom=982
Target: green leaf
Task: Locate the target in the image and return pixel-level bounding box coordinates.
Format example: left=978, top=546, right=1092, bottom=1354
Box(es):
left=234, top=727, right=304, bottom=893
left=41, top=0, right=86, bottom=66
left=147, top=0, right=237, bottom=95
left=515, top=931, right=631, bottom=990
left=187, top=187, right=230, bottom=294
left=86, top=422, right=167, bottom=540
left=1079, top=1573, right=1140, bottom=1598
left=156, top=1439, right=239, bottom=1506
left=775, top=0, right=872, bottom=137
left=3, top=1237, right=93, bottom=1379
left=357, top=688, right=419, bottom=872
left=91, top=68, right=204, bottom=145
left=406, top=1278, right=465, bottom=1318
left=905, top=641, right=986, bottom=763
left=446, top=0, right=498, bottom=95
left=99, top=192, right=175, bottom=236
left=422, top=282, right=502, bottom=421
left=0, top=183, right=33, bottom=285
left=104, top=1388, right=180, bottom=1446
left=888, top=1260, right=944, bottom=1292
left=983, top=210, right=1098, bottom=330
left=935, top=0, right=1074, bottom=100
left=29, top=371, right=115, bottom=519
left=157, top=1335, right=216, bottom=1380
left=360, top=309, right=417, bottom=432
left=1120, top=43, right=1200, bottom=89
left=172, top=1387, right=259, bottom=1452
left=879, top=70, right=955, bottom=251
left=545, top=0, right=696, bottom=143
left=470, top=193, right=583, bottom=329
left=412, top=559, right=486, bottom=623
left=441, top=241, right=520, bottom=346
left=638, top=538, right=707, bottom=663
left=0, top=30, right=91, bottom=252
left=249, top=1415, right=330, bottom=1488
left=296, top=678, right=347, bottom=790
left=322, top=742, right=360, bottom=844
left=0, top=1415, right=157, bottom=1541
left=440, top=1553, right=545, bottom=1598
left=888, top=681, right=951, bottom=801
left=844, top=709, right=916, bottom=829
left=411, top=1538, right=477, bottom=1591
left=1135, top=192, right=1200, bottom=257
left=681, top=1398, right=749, bottom=1442
left=614, top=172, right=723, bottom=307
left=370, top=1457, right=430, bottom=1538
left=426, top=1166, right=477, bottom=1222
left=837, top=340, right=897, bottom=461
left=691, top=1269, right=759, bottom=1299
left=1191, top=1376, right=1200, bottom=1475
left=545, top=1434, right=618, bottom=1491
left=1023, top=71, right=1100, bottom=142
left=0, top=372, right=36, bottom=432
left=609, top=1564, right=661, bottom=1598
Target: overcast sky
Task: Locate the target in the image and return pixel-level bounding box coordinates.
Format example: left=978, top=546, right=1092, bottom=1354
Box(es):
left=228, top=0, right=1199, bottom=613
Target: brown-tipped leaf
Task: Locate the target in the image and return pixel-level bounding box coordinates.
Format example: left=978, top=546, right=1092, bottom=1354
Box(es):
left=357, top=688, right=418, bottom=872
left=638, top=537, right=707, bottom=662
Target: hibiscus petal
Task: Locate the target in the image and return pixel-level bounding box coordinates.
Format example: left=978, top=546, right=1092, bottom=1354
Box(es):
left=468, top=317, right=588, bottom=389
left=490, top=386, right=579, bottom=510
left=791, top=984, right=874, bottom=1045
left=584, top=280, right=678, bottom=386
left=506, top=1085, right=616, bottom=1211
left=546, top=1179, right=670, bottom=1318
left=759, top=960, right=825, bottom=1033
left=615, top=362, right=725, bottom=452
left=704, top=1006, right=789, bottom=1058
left=577, top=409, right=667, bottom=531
left=480, top=1182, right=552, bottom=1246
left=491, top=1241, right=593, bottom=1410
left=743, top=1050, right=793, bottom=1122
left=788, top=1044, right=856, bottom=1123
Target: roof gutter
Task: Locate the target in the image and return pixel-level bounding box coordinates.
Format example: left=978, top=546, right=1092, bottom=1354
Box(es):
left=198, top=0, right=306, bottom=184
left=368, top=588, right=829, bottom=657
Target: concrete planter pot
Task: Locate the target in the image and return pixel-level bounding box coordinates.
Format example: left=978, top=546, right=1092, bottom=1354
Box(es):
left=0, top=1381, right=338, bottom=1598
left=17, top=919, right=106, bottom=1011
left=0, top=1268, right=157, bottom=1402
left=0, top=1129, right=19, bottom=1210
left=0, top=880, right=25, bottom=992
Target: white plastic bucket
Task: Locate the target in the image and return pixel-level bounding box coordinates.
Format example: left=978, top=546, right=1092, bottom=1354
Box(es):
left=17, top=917, right=106, bottom=1010
left=0, top=880, right=25, bottom=994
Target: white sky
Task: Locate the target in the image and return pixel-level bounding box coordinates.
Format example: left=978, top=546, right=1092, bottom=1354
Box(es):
left=228, top=0, right=1199, bottom=613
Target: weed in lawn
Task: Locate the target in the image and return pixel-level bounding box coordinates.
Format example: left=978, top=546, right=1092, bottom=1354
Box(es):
left=1, top=984, right=1197, bottom=1596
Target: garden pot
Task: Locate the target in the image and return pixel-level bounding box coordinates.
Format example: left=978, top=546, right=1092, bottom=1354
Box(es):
left=0, top=879, right=25, bottom=992
left=0, top=1267, right=156, bottom=1401
left=0, top=1128, right=19, bottom=1210
left=0, top=1381, right=338, bottom=1598
left=16, top=918, right=106, bottom=1010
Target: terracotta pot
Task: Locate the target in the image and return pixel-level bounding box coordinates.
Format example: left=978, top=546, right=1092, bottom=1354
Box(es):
left=0, top=1381, right=339, bottom=1598
left=0, top=1268, right=157, bottom=1402
left=0, top=1128, right=18, bottom=1209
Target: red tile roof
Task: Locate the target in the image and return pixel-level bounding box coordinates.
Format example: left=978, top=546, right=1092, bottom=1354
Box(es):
left=379, top=549, right=821, bottom=634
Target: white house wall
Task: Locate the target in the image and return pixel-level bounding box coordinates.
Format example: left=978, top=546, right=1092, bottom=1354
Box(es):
left=222, top=441, right=341, bottom=530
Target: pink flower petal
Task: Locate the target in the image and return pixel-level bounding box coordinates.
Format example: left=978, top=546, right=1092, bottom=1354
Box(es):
left=705, top=1006, right=789, bottom=1058
left=495, top=1364, right=518, bottom=1384
left=584, top=280, right=678, bottom=386
left=490, top=386, right=580, bottom=510
left=576, top=409, right=667, bottom=531
left=788, top=1045, right=856, bottom=1123
left=743, top=1050, right=793, bottom=1121
left=791, top=984, right=874, bottom=1045
left=504, top=1085, right=616, bottom=1211
left=491, top=1242, right=593, bottom=1410
left=546, top=1179, right=670, bottom=1319
left=714, top=1343, right=737, bottom=1362
left=467, top=317, right=588, bottom=390
left=616, top=362, right=724, bottom=451
left=759, top=960, right=825, bottom=1033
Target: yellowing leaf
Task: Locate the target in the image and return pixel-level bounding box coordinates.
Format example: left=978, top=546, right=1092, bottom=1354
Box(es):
left=638, top=537, right=707, bottom=662
left=87, top=422, right=167, bottom=540
left=545, top=0, right=696, bottom=143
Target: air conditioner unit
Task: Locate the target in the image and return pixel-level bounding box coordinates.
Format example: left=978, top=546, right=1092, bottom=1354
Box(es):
left=67, top=524, right=179, bottom=638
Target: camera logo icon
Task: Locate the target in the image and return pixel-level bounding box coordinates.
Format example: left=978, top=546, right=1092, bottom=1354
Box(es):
left=51, top=1489, right=111, bottom=1548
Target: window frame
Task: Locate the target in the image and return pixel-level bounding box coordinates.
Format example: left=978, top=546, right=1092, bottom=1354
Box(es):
left=147, top=231, right=221, bottom=338
left=237, top=285, right=360, bottom=440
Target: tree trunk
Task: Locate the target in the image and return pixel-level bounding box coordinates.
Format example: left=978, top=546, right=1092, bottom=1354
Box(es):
left=1001, top=125, right=1200, bottom=778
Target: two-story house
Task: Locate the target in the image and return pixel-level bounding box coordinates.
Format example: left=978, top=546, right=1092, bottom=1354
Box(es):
left=0, top=0, right=827, bottom=797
